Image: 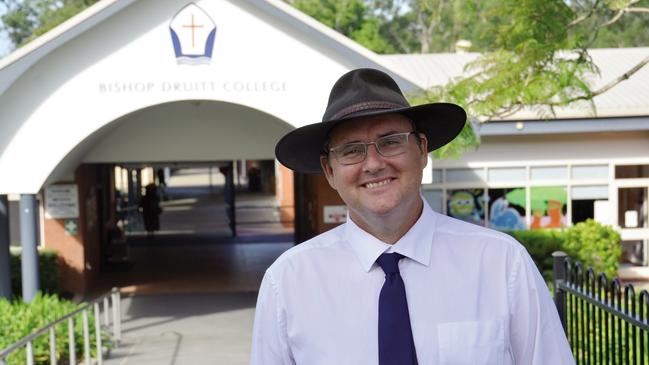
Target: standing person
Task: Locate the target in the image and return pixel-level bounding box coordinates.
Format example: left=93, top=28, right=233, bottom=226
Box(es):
left=250, top=68, right=574, bottom=364
left=139, top=183, right=161, bottom=240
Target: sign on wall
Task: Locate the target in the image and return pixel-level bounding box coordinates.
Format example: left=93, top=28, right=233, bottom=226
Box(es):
left=45, top=184, right=79, bottom=219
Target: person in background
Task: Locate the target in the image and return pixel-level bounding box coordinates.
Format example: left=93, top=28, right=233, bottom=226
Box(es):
left=139, top=183, right=161, bottom=240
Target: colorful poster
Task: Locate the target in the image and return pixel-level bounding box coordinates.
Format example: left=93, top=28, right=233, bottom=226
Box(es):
left=447, top=189, right=486, bottom=226
left=488, top=188, right=527, bottom=230
left=528, top=186, right=567, bottom=229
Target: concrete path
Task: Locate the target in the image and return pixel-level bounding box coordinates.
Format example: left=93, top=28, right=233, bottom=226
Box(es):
left=105, top=292, right=257, bottom=365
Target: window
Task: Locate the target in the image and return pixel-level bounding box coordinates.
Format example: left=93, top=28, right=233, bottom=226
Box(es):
left=432, top=169, right=443, bottom=184
left=446, top=168, right=485, bottom=183
left=571, top=165, right=608, bottom=180
left=487, top=188, right=527, bottom=230
left=422, top=190, right=443, bottom=213
left=618, top=187, right=647, bottom=228
left=616, top=165, right=649, bottom=179
left=571, top=185, right=609, bottom=224
left=487, top=167, right=526, bottom=183
left=530, top=166, right=568, bottom=180
left=530, top=186, right=567, bottom=229
left=447, top=189, right=486, bottom=226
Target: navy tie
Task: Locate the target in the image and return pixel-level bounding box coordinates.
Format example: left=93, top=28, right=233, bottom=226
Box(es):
left=376, top=253, right=418, bottom=365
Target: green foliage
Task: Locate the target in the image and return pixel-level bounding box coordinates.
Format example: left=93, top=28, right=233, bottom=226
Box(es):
left=0, top=293, right=104, bottom=365
left=507, top=220, right=622, bottom=283
left=562, top=219, right=622, bottom=279
left=0, top=0, right=100, bottom=48
left=10, top=248, right=60, bottom=298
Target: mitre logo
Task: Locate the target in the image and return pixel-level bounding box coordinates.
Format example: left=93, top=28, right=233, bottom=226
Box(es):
left=169, top=3, right=217, bottom=65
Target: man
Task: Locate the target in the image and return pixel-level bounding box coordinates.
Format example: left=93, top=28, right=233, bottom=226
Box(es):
left=251, top=68, right=574, bottom=364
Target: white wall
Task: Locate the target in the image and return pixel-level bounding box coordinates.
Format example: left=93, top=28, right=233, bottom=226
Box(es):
left=434, top=131, right=649, bottom=167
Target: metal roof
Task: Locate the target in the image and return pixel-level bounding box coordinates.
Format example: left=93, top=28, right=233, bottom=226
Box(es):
left=380, top=48, right=649, bottom=120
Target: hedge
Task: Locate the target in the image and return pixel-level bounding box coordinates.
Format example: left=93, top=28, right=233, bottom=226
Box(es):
left=507, top=219, right=622, bottom=283
left=0, top=293, right=103, bottom=365
left=9, top=248, right=59, bottom=298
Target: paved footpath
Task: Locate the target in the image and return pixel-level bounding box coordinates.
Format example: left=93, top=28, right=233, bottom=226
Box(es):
left=105, top=292, right=257, bottom=365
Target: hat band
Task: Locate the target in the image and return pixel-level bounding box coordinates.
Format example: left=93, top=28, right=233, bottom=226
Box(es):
left=331, top=101, right=406, bottom=120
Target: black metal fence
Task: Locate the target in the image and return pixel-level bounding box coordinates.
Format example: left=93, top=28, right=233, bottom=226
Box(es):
left=553, top=251, right=649, bottom=364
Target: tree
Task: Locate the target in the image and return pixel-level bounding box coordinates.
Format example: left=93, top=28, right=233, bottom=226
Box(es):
left=413, top=0, right=649, bottom=158
left=0, top=0, right=99, bottom=50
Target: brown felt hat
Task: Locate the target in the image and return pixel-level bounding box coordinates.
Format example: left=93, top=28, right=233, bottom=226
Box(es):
left=275, top=68, right=467, bottom=173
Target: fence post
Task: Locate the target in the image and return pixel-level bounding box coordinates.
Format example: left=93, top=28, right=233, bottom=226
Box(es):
left=552, top=251, right=568, bottom=334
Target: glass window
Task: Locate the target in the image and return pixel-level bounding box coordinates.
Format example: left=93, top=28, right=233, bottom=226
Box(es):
left=422, top=189, right=444, bottom=213
left=447, top=189, right=486, bottom=226
left=487, top=188, right=527, bottom=230
left=487, top=167, right=526, bottom=183
left=530, top=166, right=568, bottom=180
left=616, top=165, right=649, bottom=179
left=618, top=187, right=647, bottom=228
left=571, top=186, right=609, bottom=200
left=432, top=169, right=443, bottom=184
left=571, top=165, right=609, bottom=180
left=446, top=168, right=485, bottom=183
left=571, top=186, right=610, bottom=224
left=530, top=186, right=567, bottom=229
left=621, top=240, right=646, bottom=266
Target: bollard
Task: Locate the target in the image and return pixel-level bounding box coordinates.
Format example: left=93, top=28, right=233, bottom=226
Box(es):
left=82, top=309, right=90, bottom=365
left=68, top=318, right=76, bottom=365
left=49, top=327, right=57, bottom=365
left=94, top=303, right=103, bottom=365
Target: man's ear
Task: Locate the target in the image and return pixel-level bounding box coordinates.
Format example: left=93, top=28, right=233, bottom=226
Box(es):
left=320, top=155, right=337, bottom=190
left=417, top=133, right=429, bottom=168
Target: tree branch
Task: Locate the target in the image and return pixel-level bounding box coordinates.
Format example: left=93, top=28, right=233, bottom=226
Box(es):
left=601, top=9, right=625, bottom=27
left=590, top=52, right=649, bottom=97
left=569, top=0, right=601, bottom=27
left=626, top=7, right=649, bottom=13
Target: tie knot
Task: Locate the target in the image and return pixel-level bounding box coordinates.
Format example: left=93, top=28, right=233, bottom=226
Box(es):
left=376, top=253, right=404, bottom=275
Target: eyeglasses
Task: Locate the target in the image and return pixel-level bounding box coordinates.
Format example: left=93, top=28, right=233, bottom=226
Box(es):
left=328, top=132, right=417, bottom=165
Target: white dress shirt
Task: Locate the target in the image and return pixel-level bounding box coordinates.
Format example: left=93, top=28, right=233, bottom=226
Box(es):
left=250, top=199, right=575, bottom=364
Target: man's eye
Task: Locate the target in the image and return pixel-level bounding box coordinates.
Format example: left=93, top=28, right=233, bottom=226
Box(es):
left=341, top=145, right=364, bottom=156
left=380, top=137, right=402, bottom=146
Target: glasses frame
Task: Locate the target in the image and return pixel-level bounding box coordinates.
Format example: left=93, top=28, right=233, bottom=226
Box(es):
left=327, top=131, right=418, bottom=165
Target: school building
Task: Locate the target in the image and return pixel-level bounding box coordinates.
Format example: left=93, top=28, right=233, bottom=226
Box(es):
left=0, top=0, right=648, bottom=298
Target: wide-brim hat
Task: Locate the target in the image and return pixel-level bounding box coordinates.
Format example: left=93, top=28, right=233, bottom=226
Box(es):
left=275, top=68, right=467, bottom=173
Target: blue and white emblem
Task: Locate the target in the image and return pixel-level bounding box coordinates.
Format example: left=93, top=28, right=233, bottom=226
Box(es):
left=169, top=3, right=216, bottom=64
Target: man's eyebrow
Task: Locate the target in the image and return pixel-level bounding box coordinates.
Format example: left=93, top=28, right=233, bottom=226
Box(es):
left=378, top=130, right=402, bottom=138
left=336, top=130, right=404, bottom=145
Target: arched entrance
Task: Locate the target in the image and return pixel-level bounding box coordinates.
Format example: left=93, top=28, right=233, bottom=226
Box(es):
left=42, top=100, right=297, bottom=296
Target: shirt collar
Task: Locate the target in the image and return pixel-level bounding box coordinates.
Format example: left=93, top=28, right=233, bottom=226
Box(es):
left=344, top=197, right=437, bottom=272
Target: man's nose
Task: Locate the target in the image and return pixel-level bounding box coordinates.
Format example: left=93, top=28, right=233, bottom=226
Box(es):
left=363, top=143, right=386, bottom=172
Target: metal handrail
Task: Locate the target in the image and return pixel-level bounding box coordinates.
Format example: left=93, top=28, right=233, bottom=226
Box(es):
left=0, top=287, right=121, bottom=365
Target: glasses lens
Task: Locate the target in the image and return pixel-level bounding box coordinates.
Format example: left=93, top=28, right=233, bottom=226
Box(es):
left=377, top=133, right=409, bottom=156
left=336, top=143, right=366, bottom=165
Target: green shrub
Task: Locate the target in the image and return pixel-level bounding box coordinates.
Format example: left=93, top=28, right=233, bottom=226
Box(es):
left=10, top=248, right=59, bottom=298
left=507, top=220, right=622, bottom=283
left=562, top=219, right=621, bottom=279
left=0, top=293, right=104, bottom=365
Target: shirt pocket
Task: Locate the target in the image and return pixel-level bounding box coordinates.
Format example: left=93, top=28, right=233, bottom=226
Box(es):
left=437, top=319, right=505, bottom=365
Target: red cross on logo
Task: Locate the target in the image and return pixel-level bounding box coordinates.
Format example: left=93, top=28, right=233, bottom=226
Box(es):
left=182, top=14, right=204, bottom=48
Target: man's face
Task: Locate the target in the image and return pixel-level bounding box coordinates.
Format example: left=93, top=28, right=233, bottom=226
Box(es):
left=320, top=113, right=428, bottom=224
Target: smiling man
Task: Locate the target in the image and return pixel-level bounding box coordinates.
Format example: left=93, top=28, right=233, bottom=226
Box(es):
left=250, top=68, right=574, bottom=365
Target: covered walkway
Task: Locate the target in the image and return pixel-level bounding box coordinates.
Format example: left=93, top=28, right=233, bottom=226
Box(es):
left=93, top=171, right=293, bottom=364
